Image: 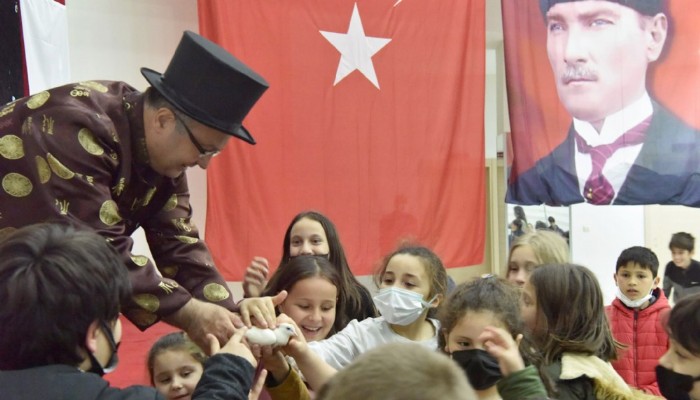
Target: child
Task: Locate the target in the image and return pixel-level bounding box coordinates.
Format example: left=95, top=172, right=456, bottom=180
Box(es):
left=437, top=276, right=529, bottom=400
left=522, top=263, right=657, bottom=399
left=656, top=292, right=700, bottom=399
left=663, top=232, right=700, bottom=303
left=148, top=332, right=207, bottom=400
left=316, top=343, right=477, bottom=400
left=606, top=246, right=669, bottom=395
left=264, top=255, right=344, bottom=341
left=307, top=245, right=447, bottom=369
left=259, top=255, right=343, bottom=399
left=0, top=223, right=257, bottom=400
left=243, top=211, right=377, bottom=322
left=506, top=230, right=569, bottom=287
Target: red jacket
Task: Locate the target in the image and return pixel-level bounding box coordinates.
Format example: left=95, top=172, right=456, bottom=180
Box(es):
left=605, top=288, right=670, bottom=396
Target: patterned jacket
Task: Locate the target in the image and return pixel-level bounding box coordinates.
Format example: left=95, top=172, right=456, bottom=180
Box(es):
left=0, top=81, right=236, bottom=328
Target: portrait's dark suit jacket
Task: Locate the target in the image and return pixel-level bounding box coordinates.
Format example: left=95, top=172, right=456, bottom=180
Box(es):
left=506, top=101, right=700, bottom=206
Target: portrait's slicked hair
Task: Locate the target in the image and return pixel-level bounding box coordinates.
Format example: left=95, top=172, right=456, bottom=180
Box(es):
left=280, top=211, right=376, bottom=321
left=0, top=223, right=131, bottom=369
left=539, top=0, right=664, bottom=17
left=529, top=263, right=619, bottom=364
left=615, top=246, right=659, bottom=276
left=264, top=254, right=346, bottom=335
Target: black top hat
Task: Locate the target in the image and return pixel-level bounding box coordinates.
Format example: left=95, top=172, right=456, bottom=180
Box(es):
left=141, top=31, right=269, bottom=144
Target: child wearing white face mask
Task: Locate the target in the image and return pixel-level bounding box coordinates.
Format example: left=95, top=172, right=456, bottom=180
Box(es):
left=307, top=245, right=447, bottom=370
left=605, top=246, right=670, bottom=396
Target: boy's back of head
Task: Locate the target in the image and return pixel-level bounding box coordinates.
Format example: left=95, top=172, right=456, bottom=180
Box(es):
left=316, top=343, right=476, bottom=400
left=616, top=246, right=660, bottom=277
left=669, top=232, right=695, bottom=252
left=0, top=223, right=131, bottom=370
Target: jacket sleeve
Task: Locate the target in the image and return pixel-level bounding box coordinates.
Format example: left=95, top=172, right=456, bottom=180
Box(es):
left=496, top=365, right=548, bottom=400
left=192, top=354, right=255, bottom=400
left=266, top=366, right=312, bottom=400
left=554, top=377, right=596, bottom=400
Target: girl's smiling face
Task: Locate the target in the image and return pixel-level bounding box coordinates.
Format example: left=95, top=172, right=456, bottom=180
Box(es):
left=278, top=276, right=337, bottom=341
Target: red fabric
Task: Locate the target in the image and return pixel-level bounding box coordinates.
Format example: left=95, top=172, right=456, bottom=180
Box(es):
left=503, top=0, right=700, bottom=181
left=199, top=0, right=486, bottom=280
left=605, top=289, right=670, bottom=396
left=104, top=316, right=179, bottom=388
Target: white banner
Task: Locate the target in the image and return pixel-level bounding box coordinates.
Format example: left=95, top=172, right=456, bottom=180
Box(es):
left=20, top=0, right=69, bottom=94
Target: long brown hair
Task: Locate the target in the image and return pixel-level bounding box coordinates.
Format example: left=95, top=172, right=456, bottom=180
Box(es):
left=528, top=263, right=619, bottom=364
left=280, top=211, right=377, bottom=320
left=264, top=255, right=346, bottom=335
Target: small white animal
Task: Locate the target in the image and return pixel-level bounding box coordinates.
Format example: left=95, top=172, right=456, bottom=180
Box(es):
left=244, top=322, right=297, bottom=346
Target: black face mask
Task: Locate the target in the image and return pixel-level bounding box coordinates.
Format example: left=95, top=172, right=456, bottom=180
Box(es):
left=656, top=365, right=700, bottom=400
left=86, top=320, right=120, bottom=377
left=451, top=349, right=503, bottom=390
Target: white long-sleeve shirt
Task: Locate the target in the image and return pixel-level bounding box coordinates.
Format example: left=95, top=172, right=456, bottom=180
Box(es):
left=307, top=316, right=440, bottom=370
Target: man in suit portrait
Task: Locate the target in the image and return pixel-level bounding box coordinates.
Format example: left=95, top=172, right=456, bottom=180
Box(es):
left=506, top=0, right=700, bottom=206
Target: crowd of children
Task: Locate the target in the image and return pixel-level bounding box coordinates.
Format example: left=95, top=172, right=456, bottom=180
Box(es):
left=3, top=217, right=700, bottom=400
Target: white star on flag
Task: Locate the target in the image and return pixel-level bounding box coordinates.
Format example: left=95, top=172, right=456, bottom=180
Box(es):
left=320, top=3, right=391, bottom=89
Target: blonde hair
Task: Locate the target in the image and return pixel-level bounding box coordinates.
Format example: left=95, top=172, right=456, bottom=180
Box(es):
left=316, top=343, right=476, bottom=400
left=508, top=230, right=569, bottom=266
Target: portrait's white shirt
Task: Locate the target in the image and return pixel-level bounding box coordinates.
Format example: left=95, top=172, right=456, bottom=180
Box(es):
left=573, top=92, right=653, bottom=202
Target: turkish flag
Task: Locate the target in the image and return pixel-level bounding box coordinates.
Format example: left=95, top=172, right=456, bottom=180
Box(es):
left=199, top=0, right=486, bottom=279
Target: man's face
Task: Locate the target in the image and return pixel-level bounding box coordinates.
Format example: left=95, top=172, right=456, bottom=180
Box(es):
left=146, top=109, right=230, bottom=178
left=545, top=1, right=667, bottom=124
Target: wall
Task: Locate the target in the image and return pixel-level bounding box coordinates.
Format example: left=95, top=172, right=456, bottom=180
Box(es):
left=64, top=1, right=696, bottom=298
left=66, top=0, right=208, bottom=265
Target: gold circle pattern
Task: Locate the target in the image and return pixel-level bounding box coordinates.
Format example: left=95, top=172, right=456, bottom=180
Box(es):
left=78, top=128, right=104, bottom=155
left=2, top=172, right=32, bottom=197
left=0, top=135, right=24, bottom=160
left=203, top=283, right=230, bottom=302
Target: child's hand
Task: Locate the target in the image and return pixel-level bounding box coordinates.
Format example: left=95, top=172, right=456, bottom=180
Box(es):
left=260, top=346, right=291, bottom=382
left=206, top=330, right=257, bottom=368
left=276, top=314, right=308, bottom=358
left=243, top=257, right=270, bottom=298
left=248, top=369, right=267, bottom=400
left=238, top=290, right=288, bottom=328
left=479, top=326, right=525, bottom=377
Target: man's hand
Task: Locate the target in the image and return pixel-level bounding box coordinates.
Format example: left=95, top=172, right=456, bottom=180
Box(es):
left=242, top=257, right=270, bottom=298
left=164, top=298, right=243, bottom=352
left=238, top=290, right=288, bottom=328
left=206, top=330, right=257, bottom=368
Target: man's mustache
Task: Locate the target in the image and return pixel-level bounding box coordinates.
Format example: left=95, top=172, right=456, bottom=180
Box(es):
left=560, top=65, right=598, bottom=84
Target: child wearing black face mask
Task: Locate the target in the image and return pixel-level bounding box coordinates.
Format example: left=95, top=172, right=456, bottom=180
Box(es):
left=437, top=276, right=542, bottom=400
left=656, top=292, right=700, bottom=400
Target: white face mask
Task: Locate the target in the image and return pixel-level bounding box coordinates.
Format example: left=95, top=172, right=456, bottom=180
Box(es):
left=616, top=287, right=653, bottom=308
left=373, top=287, right=435, bottom=326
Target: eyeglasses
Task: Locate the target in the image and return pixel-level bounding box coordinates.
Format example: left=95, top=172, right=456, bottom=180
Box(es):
left=173, top=112, right=221, bottom=158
